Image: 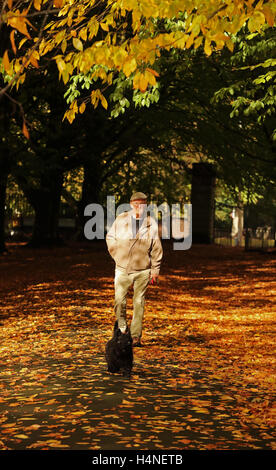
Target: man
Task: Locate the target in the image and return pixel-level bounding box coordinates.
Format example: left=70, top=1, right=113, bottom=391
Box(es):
left=106, top=192, right=163, bottom=347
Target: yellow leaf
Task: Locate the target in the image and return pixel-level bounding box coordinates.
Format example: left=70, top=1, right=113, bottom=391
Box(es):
left=201, top=23, right=207, bottom=35
left=16, top=72, right=25, bottom=90
left=145, top=69, right=156, bottom=87
left=88, top=19, right=99, bottom=39
left=30, top=54, right=39, bottom=68
left=61, top=39, right=67, bottom=53
left=32, top=50, right=40, bottom=61
left=19, top=37, right=28, bottom=50
left=10, top=30, right=17, bottom=54
left=7, top=12, right=31, bottom=39
left=27, top=425, right=41, bottom=431
left=146, top=67, right=159, bottom=78
left=62, top=69, right=70, bottom=84
left=63, top=109, right=75, bottom=124
left=56, top=57, right=66, bottom=73
left=55, top=30, right=66, bottom=44
left=123, top=57, right=137, bottom=77
left=204, top=39, right=212, bottom=56
left=174, top=31, right=187, bottom=48
left=34, top=0, right=41, bottom=11
left=139, top=73, right=148, bottom=92
left=2, top=51, right=10, bottom=73
left=79, top=102, right=86, bottom=114
left=186, top=33, right=194, bottom=49
left=53, top=0, right=63, bottom=7
left=191, top=406, right=210, bottom=413
left=22, top=121, right=30, bottom=139
left=220, top=395, right=234, bottom=401
left=97, top=67, right=107, bottom=81
left=91, top=89, right=101, bottom=107
left=179, top=439, right=191, bottom=444
left=132, top=9, right=141, bottom=31
left=263, top=5, right=275, bottom=27
left=113, top=48, right=128, bottom=67
left=100, top=22, right=109, bottom=32
left=73, top=37, right=83, bottom=51
left=248, top=11, right=266, bottom=32
left=79, top=28, right=87, bottom=41
left=194, top=36, right=203, bottom=49
left=14, top=434, right=28, bottom=439
left=226, top=39, right=234, bottom=53
left=94, top=48, right=107, bottom=64
left=133, top=71, right=141, bottom=89
left=100, top=94, right=108, bottom=109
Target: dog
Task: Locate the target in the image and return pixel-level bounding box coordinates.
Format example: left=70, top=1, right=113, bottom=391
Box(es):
left=105, top=321, right=133, bottom=376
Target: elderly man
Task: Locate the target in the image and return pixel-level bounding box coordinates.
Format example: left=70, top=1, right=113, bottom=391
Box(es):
left=106, top=192, right=163, bottom=347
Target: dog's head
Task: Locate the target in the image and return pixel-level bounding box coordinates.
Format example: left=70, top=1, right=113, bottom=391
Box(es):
left=117, top=331, right=132, bottom=352
left=114, top=322, right=132, bottom=351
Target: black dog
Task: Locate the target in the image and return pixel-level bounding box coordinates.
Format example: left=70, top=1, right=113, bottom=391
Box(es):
left=105, top=321, right=133, bottom=376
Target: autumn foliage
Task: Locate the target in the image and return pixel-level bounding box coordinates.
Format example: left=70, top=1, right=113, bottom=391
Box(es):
left=0, top=241, right=275, bottom=450
left=1, top=0, right=276, bottom=127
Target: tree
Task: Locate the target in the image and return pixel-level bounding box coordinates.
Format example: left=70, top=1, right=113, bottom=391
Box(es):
left=2, top=52, right=192, bottom=248
left=0, top=85, right=14, bottom=253
left=1, top=0, right=275, bottom=131
left=212, top=26, right=276, bottom=141
left=1, top=3, right=275, bottom=251
left=8, top=65, right=72, bottom=247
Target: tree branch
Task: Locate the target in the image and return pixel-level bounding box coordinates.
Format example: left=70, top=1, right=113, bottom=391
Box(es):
left=0, top=0, right=54, bottom=100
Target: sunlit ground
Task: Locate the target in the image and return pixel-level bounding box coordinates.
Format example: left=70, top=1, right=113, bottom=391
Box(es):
left=0, top=241, right=275, bottom=450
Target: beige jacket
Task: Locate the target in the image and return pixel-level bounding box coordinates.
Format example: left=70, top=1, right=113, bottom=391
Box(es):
left=106, top=211, right=163, bottom=276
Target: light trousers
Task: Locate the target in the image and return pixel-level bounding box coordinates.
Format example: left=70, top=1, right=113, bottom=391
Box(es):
left=114, top=267, right=151, bottom=338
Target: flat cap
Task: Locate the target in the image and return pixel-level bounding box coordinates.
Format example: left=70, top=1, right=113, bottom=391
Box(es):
left=130, top=192, right=148, bottom=201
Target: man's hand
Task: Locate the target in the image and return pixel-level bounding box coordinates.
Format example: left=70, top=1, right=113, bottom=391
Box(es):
left=150, top=274, right=159, bottom=285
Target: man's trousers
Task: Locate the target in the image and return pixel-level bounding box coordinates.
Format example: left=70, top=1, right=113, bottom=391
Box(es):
left=114, top=267, right=151, bottom=338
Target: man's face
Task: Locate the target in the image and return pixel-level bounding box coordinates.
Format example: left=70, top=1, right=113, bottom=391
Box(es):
left=130, top=199, right=147, bottom=218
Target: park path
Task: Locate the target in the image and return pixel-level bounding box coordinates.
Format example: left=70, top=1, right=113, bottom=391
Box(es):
left=0, top=241, right=275, bottom=450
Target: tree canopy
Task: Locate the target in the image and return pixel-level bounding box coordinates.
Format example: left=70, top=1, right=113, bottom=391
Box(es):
left=1, top=0, right=276, bottom=129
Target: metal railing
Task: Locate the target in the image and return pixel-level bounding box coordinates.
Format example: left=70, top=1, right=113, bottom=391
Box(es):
left=214, top=227, right=275, bottom=249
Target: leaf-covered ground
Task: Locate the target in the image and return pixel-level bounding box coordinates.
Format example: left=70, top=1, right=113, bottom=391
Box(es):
left=0, top=241, right=275, bottom=450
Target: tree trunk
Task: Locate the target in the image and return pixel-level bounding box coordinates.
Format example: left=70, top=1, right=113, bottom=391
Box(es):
left=0, top=173, right=8, bottom=254
left=0, top=88, right=12, bottom=254
left=244, top=204, right=251, bottom=252
left=76, top=158, right=103, bottom=241
left=231, top=196, right=244, bottom=247
left=191, top=162, right=216, bottom=244
left=25, top=173, right=64, bottom=248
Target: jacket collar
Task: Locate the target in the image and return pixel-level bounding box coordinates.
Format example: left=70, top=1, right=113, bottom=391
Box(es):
left=123, top=211, right=151, bottom=244
left=125, top=210, right=150, bottom=230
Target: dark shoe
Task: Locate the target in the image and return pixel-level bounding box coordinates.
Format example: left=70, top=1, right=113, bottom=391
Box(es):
left=132, top=337, right=142, bottom=347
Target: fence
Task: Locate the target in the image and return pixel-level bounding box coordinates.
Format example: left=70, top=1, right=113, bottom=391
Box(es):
left=214, top=227, right=275, bottom=250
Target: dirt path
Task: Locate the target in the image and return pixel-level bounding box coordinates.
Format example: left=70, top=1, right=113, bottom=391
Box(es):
left=0, top=241, right=275, bottom=450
